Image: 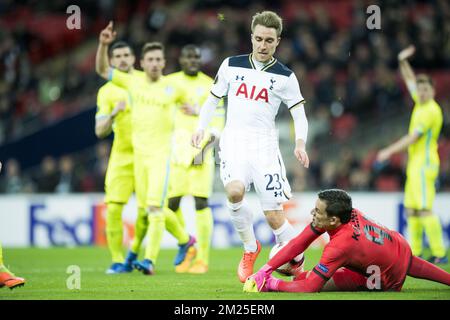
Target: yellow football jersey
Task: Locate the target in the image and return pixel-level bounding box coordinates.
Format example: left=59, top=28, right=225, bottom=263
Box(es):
left=96, top=69, right=145, bottom=153
left=165, top=71, right=225, bottom=166
left=165, top=71, right=224, bottom=132
left=108, top=69, right=185, bottom=156
left=407, top=93, right=443, bottom=168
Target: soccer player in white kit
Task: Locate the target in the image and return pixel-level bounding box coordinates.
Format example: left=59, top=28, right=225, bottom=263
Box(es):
left=192, top=11, right=309, bottom=283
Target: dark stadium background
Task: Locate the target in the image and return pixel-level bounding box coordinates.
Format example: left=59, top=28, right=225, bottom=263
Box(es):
left=0, top=0, right=449, bottom=194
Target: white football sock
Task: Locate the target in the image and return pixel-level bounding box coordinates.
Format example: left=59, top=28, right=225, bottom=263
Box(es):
left=228, top=200, right=258, bottom=252
left=273, top=219, right=298, bottom=243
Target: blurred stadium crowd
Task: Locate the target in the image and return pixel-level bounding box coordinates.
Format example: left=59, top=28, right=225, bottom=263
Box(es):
left=0, top=0, right=449, bottom=194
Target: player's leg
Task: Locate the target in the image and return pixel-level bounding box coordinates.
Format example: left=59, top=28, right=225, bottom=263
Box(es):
left=166, top=163, right=197, bottom=268
left=134, top=157, right=195, bottom=275
left=168, top=196, right=184, bottom=228
left=130, top=155, right=156, bottom=274
left=163, top=206, right=197, bottom=272
left=0, top=243, right=25, bottom=289
left=122, top=155, right=150, bottom=271
left=164, top=164, right=194, bottom=269
left=256, top=150, right=298, bottom=244
left=163, top=206, right=190, bottom=246
left=225, top=180, right=261, bottom=282
left=134, top=205, right=167, bottom=276
left=136, top=156, right=170, bottom=275
left=406, top=209, right=423, bottom=257
left=187, top=197, right=213, bottom=274
left=124, top=206, right=148, bottom=269
left=404, top=173, right=424, bottom=257
left=407, top=255, right=450, bottom=285
left=105, top=202, right=126, bottom=264
left=132, top=207, right=149, bottom=253
left=420, top=210, right=447, bottom=263
left=104, top=157, right=134, bottom=274
left=254, top=150, right=298, bottom=244
left=263, top=208, right=298, bottom=243
left=419, top=167, right=447, bottom=263
left=160, top=165, right=197, bottom=272
left=138, top=205, right=165, bottom=275
left=226, top=181, right=255, bottom=247
left=164, top=212, right=195, bottom=273
left=220, top=142, right=260, bottom=281
left=167, top=163, right=188, bottom=227
left=188, top=160, right=215, bottom=273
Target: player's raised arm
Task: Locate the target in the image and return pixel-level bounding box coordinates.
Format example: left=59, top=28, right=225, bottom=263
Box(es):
left=96, top=21, right=117, bottom=80
left=398, top=45, right=417, bottom=95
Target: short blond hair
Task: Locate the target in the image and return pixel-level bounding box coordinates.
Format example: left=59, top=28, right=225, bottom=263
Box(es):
left=251, top=11, right=283, bottom=37
left=141, top=42, right=164, bottom=58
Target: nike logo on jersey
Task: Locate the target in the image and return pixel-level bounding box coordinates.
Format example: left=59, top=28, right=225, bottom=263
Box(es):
left=235, top=83, right=269, bottom=103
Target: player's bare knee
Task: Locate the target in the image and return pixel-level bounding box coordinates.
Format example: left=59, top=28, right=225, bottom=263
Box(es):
left=225, top=182, right=245, bottom=203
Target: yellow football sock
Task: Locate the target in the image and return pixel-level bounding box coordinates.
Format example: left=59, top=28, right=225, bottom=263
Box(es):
left=175, top=207, right=185, bottom=228
left=164, top=207, right=189, bottom=244
left=0, top=243, right=13, bottom=274
left=195, top=207, right=213, bottom=264
left=407, top=216, right=423, bottom=256
left=421, top=215, right=446, bottom=258
left=144, top=210, right=165, bottom=263
left=131, top=207, right=149, bottom=254
left=106, top=203, right=124, bottom=263
left=0, top=242, right=3, bottom=266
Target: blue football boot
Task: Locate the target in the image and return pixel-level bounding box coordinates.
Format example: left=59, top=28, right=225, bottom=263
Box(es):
left=106, top=263, right=128, bottom=274
left=174, top=235, right=197, bottom=266
left=123, top=251, right=138, bottom=272
left=133, top=259, right=155, bottom=275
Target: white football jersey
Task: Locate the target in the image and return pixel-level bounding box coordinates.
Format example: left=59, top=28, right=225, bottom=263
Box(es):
left=211, top=54, right=302, bottom=208
left=211, top=53, right=305, bottom=134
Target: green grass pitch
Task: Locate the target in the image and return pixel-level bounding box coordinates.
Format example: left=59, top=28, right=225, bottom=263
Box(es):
left=1, top=246, right=449, bottom=300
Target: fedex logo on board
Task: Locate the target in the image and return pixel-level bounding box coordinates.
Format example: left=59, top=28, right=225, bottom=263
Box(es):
left=29, top=203, right=105, bottom=246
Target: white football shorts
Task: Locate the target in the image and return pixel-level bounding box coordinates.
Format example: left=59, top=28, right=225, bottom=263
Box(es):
left=218, top=129, right=292, bottom=211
